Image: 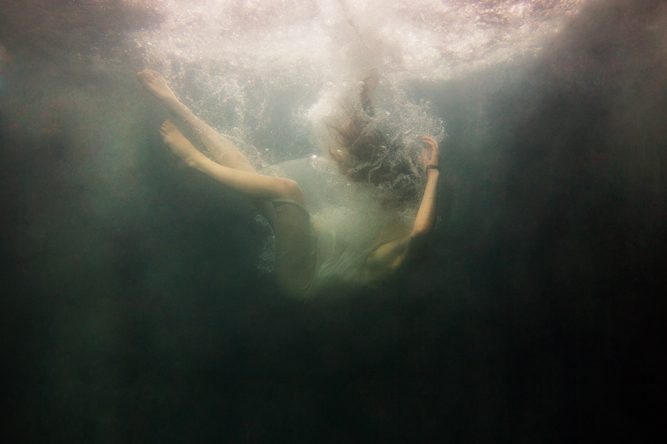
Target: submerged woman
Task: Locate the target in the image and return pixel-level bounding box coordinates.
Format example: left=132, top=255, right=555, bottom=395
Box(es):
left=137, top=69, right=440, bottom=296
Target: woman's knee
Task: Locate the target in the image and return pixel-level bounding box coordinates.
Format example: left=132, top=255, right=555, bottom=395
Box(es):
left=273, top=177, right=305, bottom=203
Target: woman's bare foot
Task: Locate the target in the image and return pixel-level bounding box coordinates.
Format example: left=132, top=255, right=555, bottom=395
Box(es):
left=137, top=69, right=179, bottom=104
left=160, top=120, right=203, bottom=167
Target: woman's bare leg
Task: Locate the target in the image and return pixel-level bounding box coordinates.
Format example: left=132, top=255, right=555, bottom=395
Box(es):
left=137, top=69, right=255, bottom=172
left=162, top=120, right=313, bottom=295
left=160, top=120, right=304, bottom=203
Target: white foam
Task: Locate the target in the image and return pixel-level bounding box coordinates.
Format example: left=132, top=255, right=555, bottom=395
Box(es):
left=130, top=0, right=586, bottom=158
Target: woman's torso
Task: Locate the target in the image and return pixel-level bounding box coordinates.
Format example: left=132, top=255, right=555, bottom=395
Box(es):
left=261, top=156, right=414, bottom=288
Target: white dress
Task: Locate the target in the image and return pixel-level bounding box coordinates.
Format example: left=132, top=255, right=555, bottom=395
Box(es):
left=261, top=156, right=413, bottom=289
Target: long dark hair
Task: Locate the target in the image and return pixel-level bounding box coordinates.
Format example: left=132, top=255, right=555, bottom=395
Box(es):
left=323, top=77, right=425, bottom=207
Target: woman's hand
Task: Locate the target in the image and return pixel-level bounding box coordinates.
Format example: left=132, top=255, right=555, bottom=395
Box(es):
left=420, top=136, right=440, bottom=171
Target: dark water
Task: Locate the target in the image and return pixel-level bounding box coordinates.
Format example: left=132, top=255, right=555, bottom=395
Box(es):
left=2, top=0, right=666, bottom=442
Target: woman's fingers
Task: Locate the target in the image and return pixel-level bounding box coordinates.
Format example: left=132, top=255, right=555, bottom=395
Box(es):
left=420, top=136, right=439, bottom=165
left=420, top=135, right=436, bottom=146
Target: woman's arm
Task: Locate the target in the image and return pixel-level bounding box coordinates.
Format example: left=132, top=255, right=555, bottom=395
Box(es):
left=411, top=136, right=440, bottom=239
left=364, top=136, right=440, bottom=275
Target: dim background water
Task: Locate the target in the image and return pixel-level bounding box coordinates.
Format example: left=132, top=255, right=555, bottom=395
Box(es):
left=1, top=0, right=666, bottom=442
